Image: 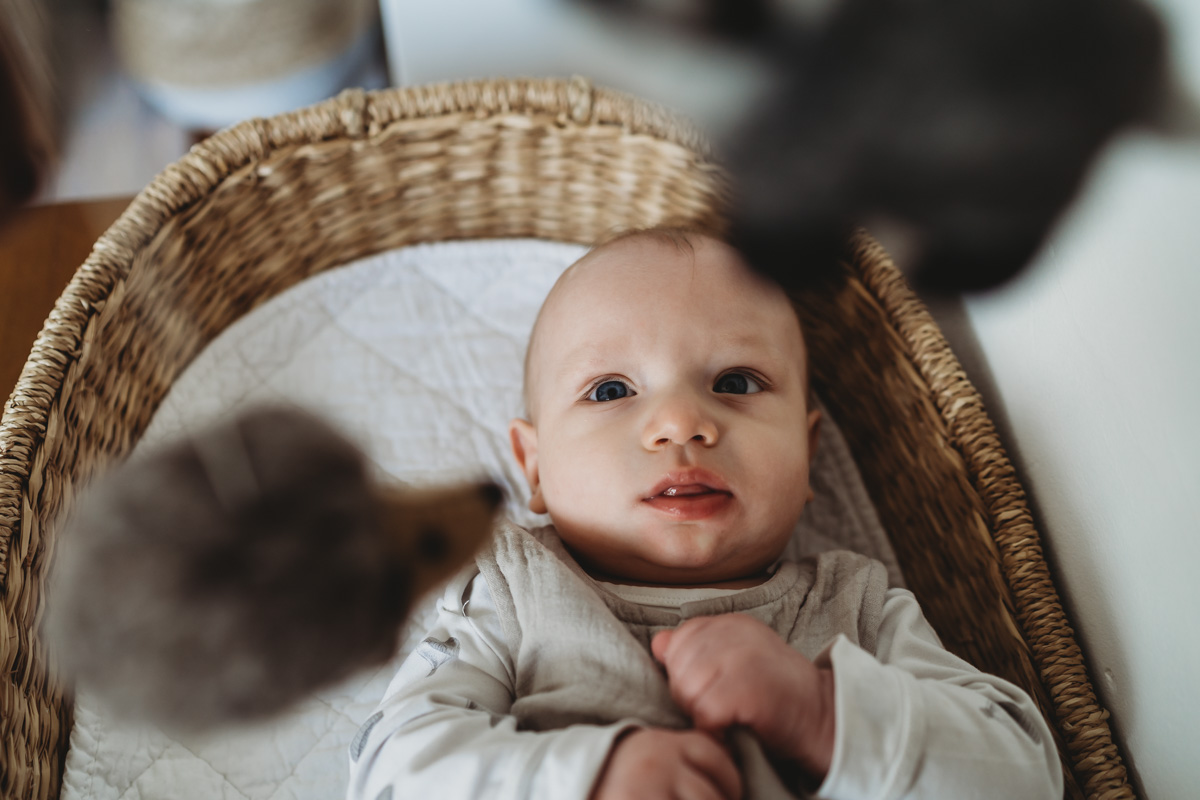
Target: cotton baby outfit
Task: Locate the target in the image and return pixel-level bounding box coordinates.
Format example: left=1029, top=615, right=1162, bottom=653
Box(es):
left=346, top=522, right=1062, bottom=799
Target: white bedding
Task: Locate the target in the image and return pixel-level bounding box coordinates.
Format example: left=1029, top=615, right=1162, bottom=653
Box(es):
left=60, top=238, right=899, bottom=800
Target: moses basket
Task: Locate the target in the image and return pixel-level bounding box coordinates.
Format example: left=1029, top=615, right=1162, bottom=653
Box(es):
left=0, top=77, right=1133, bottom=800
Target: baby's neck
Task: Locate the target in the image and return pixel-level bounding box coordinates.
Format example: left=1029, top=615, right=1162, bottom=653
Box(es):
left=558, top=537, right=778, bottom=591
left=591, top=572, right=771, bottom=591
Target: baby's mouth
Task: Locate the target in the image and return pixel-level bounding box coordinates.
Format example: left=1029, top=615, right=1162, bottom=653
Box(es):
left=643, top=483, right=733, bottom=519
left=658, top=484, right=721, bottom=498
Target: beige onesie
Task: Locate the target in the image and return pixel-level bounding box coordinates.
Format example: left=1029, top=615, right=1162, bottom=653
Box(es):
left=476, top=521, right=889, bottom=797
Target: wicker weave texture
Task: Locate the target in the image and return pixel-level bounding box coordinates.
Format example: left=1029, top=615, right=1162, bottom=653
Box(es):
left=0, top=77, right=1128, bottom=800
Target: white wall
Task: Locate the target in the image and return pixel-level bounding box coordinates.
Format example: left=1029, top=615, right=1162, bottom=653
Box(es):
left=381, top=2, right=1200, bottom=796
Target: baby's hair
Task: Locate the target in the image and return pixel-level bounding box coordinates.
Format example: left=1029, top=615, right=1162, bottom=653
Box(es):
left=522, top=224, right=815, bottom=418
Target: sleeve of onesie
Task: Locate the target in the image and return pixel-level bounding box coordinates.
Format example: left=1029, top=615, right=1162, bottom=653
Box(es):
left=812, top=588, right=1064, bottom=800
left=344, top=568, right=637, bottom=800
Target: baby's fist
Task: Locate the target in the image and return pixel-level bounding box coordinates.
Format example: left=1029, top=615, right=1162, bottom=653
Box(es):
left=592, top=728, right=742, bottom=800
left=652, top=614, right=836, bottom=780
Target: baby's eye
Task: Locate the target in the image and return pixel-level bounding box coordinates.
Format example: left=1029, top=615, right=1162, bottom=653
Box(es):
left=587, top=379, right=634, bottom=402
left=713, top=372, right=763, bottom=395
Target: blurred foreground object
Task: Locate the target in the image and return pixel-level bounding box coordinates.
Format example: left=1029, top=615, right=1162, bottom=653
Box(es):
left=111, top=0, right=377, bottom=128
left=585, top=0, right=1170, bottom=292
left=46, top=405, right=503, bottom=733
left=0, top=0, right=57, bottom=219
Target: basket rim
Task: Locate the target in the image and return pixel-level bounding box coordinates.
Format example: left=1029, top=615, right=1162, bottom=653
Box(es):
left=0, top=74, right=1133, bottom=800
left=0, top=75, right=709, bottom=548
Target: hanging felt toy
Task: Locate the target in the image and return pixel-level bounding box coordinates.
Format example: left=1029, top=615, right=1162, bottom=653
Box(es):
left=46, top=405, right=503, bottom=733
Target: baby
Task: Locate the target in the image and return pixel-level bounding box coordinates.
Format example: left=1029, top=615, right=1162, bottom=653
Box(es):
left=346, top=229, right=1062, bottom=799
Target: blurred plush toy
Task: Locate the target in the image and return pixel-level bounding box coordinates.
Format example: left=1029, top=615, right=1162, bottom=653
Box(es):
left=47, top=406, right=502, bottom=732
left=584, top=0, right=1169, bottom=292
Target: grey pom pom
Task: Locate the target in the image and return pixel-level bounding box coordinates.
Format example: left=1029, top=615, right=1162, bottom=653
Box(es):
left=46, top=405, right=500, bottom=732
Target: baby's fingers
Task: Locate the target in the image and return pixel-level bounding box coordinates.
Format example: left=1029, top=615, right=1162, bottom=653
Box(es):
left=652, top=619, right=724, bottom=682
left=651, top=629, right=673, bottom=663
left=676, top=768, right=735, bottom=800
left=681, top=731, right=743, bottom=800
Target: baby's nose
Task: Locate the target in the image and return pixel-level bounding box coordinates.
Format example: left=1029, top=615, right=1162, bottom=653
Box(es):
left=642, top=393, right=718, bottom=448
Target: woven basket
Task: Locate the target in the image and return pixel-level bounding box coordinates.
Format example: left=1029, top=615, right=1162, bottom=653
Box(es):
left=0, top=77, right=1132, bottom=800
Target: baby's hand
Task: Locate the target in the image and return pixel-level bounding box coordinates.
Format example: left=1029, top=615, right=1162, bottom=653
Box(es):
left=592, top=728, right=742, bottom=800
left=651, top=614, right=836, bottom=781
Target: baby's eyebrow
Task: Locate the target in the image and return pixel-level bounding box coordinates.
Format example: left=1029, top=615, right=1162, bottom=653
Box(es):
left=554, top=358, right=611, bottom=390
left=553, top=341, right=626, bottom=377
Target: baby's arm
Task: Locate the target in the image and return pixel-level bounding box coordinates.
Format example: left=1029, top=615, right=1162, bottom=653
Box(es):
left=345, top=570, right=633, bottom=800
left=816, top=589, right=1063, bottom=799
left=653, top=593, right=1063, bottom=799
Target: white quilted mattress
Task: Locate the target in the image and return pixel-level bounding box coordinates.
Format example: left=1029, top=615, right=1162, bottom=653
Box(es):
left=59, top=238, right=898, bottom=800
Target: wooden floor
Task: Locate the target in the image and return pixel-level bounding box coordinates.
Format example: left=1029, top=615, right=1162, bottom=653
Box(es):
left=0, top=197, right=132, bottom=404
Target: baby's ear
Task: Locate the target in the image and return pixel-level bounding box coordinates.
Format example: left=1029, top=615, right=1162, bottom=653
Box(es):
left=508, top=419, right=546, bottom=514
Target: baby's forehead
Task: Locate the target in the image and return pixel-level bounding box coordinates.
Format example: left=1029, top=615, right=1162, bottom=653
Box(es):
left=533, top=234, right=800, bottom=354
left=554, top=233, right=768, bottom=303
left=522, top=232, right=807, bottom=414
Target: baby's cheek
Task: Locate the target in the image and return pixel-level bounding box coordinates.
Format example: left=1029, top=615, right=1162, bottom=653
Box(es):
left=756, top=457, right=811, bottom=521
left=540, top=466, right=607, bottom=529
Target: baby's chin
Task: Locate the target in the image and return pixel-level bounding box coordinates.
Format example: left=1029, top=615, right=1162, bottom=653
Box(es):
left=579, top=545, right=782, bottom=589
left=550, top=514, right=791, bottom=586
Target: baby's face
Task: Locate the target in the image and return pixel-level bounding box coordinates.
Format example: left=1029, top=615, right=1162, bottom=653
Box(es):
left=510, top=234, right=819, bottom=586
